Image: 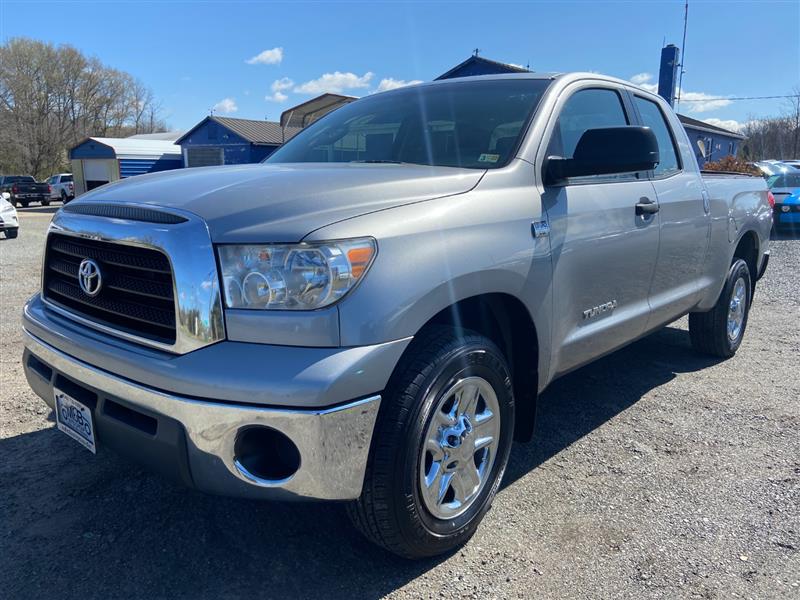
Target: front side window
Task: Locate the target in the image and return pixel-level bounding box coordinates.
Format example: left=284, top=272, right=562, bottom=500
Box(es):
left=546, top=87, right=632, bottom=182
left=267, top=79, right=551, bottom=169
left=634, top=96, right=681, bottom=177
left=548, top=88, right=629, bottom=158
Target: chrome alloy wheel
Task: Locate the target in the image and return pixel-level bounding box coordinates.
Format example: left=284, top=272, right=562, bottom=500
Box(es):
left=727, top=276, right=747, bottom=342
left=419, top=376, right=501, bottom=520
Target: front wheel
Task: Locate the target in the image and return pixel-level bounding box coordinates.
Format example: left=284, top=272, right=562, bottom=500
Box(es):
left=689, top=258, right=752, bottom=358
left=4, top=228, right=18, bottom=239
left=348, top=326, right=514, bottom=559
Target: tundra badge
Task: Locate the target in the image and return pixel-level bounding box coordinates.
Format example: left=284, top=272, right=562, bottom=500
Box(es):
left=583, top=300, right=618, bottom=320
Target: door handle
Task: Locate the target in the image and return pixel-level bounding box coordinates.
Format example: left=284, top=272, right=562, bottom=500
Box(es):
left=635, top=197, right=659, bottom=215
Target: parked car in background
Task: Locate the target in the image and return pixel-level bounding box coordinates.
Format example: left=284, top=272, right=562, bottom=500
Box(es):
left=753, top=161, right=798, bottom=177
left=21, top=73, right=772, bottom=559
left=0, top=175, right=51, bottom=207
left=767, top=170, right=800, bottom=227
left=0, top=192, right=19, bottom=238
left=47, top=174, right=75, bottom=203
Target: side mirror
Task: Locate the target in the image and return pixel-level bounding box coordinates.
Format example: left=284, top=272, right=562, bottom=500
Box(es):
left=545, top=126, right=659, bottom=184
left=1, top=192, right=10, bottom=201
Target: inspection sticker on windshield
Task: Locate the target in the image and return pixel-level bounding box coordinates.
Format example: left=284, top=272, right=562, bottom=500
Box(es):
left=55, top=389, right=96, bottom=454
left=478, top=153, right=500, bottom=163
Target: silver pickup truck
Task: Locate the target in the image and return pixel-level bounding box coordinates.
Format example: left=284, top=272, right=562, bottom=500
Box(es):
left=22, top=73, right=771, bottom=558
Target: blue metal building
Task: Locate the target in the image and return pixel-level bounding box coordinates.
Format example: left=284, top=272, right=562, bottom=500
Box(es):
left=676, top=114, right=744, bottom=167
left=69, top=137, right=182, bottom=196
left=175, top=116, right=301, bottom=168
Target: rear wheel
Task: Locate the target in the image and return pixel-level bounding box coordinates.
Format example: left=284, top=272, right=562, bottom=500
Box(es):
left=689, top=258, right=751, bottom=358
left=61, top=190, right=68, bottom=203
left=348, top=326, right=514, bottom=559
left=41, top=199, right=50, bottom=207
left=17, top=200, right=28, bottom=208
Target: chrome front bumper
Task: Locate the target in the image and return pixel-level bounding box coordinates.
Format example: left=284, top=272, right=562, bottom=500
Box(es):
left=23, top=330, right=381, bottom=501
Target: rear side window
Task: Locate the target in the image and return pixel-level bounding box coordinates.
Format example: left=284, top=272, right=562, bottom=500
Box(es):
left=634, top=96, right=681, bottom=177
left=62, top=175, right=73, bottom=182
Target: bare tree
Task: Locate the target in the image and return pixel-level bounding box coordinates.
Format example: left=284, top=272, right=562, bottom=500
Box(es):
left=786, top=85, right=800, bottom=159
left=0, top=37, right=167, bottom=178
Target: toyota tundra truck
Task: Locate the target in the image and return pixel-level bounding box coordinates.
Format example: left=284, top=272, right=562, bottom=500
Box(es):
left=22, top=73, right=771, bottom=558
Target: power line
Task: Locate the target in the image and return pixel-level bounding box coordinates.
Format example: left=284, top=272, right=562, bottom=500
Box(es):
left=679, top=95, right=799, bottom=102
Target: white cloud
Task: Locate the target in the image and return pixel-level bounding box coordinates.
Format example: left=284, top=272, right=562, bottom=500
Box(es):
left=294, top=71, right=374, bottom=95
left=376, top=78, right=423, bottom=92
left=676, top=91, right=732, bottom=113
left=265, top=77, right=294, bottom=102
left=702, top=118, right=743, bottom=133
left=272, top=77, right=294, bottom=91
left=628, top=73, right=732, bottom=113
left=246, top=47, right=284, bottom=65
left=265, top=91, right=288, bottom=103
left=212, top=97, right=238, bottom=114
left=629, top=72, right=659, bottom=93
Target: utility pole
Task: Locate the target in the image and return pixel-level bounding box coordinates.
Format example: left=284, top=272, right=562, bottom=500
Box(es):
left=676, top=0, right=689, bottom=108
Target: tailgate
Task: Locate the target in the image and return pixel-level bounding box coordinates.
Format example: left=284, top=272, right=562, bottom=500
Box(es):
left=17, top=183, right=49, bottom=194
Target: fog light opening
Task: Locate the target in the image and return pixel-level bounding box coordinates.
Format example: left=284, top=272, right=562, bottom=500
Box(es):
left=233, top=426, right=301, bottom=484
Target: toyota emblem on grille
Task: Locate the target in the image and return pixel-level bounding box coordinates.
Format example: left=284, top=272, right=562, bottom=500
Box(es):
left=78, top=258, right=103, bottom=297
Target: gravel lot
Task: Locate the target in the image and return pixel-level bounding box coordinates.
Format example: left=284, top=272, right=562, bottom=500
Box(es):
left=1, top=207, right=798, bottom=599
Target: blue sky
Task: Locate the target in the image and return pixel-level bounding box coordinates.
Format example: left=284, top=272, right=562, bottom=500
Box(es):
left=2, top=0, right=798, bottom=132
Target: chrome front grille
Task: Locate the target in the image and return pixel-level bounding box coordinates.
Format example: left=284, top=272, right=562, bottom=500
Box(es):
left=43, top=233, right=177, bottom=344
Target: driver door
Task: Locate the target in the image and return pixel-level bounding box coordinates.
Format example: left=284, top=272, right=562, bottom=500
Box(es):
left=542, top=85, right=660, bottom=378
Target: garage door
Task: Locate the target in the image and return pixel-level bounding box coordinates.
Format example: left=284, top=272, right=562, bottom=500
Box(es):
left=82, top=159, right=115, bottom=190
left=186, top=147, right=224, bottom=168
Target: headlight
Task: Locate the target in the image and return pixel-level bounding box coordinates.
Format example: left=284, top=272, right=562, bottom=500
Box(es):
left=217, top=238, right=376, bottom=310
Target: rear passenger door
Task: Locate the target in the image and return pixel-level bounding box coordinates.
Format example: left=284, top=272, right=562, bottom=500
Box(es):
left=541, top=85, right=661, bottom=378
left=631, top=94, right=710, bottom=327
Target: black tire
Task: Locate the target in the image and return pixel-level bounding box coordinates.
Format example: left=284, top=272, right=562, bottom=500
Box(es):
left=17, top=200, right=28, bottom=208
left=347, top=326, right=515, bottom=559
left=61, top=191, right=68, bottom=204
left=41, top=199, right=50, bottom=207
left=689, top=258, right=751, bottom=358
left=4, top=228, right=18, bottom=239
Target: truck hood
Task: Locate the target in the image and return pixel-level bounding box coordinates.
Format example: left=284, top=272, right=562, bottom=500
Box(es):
left=75, top=163, right=484, bottom=242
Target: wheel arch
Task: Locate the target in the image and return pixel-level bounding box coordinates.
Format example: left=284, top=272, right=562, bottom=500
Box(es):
left=732, top=229, right=759, bottom=295
left=408, top=293, right=541, bottom=442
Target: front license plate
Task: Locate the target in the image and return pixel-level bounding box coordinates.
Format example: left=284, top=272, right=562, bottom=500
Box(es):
left=54, top=389, right=96, bottom=453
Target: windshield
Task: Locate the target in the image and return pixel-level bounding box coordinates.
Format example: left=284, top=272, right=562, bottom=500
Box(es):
left=767, top=173, right=800, bottom=188
left=266, top=79, right=551, bottom=169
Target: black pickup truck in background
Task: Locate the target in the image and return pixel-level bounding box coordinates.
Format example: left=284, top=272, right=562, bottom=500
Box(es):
left=0, top=175, right=51, bottom=207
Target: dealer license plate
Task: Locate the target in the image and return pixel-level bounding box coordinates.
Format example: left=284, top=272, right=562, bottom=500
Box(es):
left=54, top=389, right=96, bottom=453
